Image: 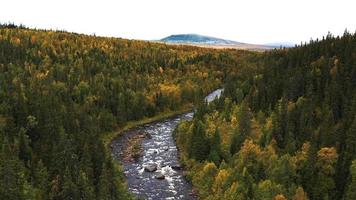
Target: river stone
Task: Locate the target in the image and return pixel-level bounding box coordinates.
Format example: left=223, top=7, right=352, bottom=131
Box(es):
left=171, top=164, right=182, bottom=170
left=155, top=173, right=165, bottom=180
left=144, top=163, right=157, bottom=172
left=145, top=133, right=152, bottom=139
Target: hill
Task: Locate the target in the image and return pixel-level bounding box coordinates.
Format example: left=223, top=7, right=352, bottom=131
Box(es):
left=159, top=34, right=274, bottom=50
left=161, top=34, right=243, bottom=45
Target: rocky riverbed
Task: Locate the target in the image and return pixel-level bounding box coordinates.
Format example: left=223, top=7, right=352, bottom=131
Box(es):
left=110, top=89, right=223, bottom=200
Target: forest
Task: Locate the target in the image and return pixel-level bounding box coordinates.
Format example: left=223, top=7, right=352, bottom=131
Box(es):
left=1, top=23, right=356, bottom=200
left=174, top=31, right=356, bottom=199
left=0, top=24, right=253, bottom=199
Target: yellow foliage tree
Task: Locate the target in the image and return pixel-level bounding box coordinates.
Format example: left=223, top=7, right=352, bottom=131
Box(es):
left=275, top=194, right=287, bottom=200
left=212, top=169, right=230, bottom=194
left=293, top=186, right=309, bottom=200
left=317, top=147, right=338, bottom=175
left=192, top=162, right=218, bottom=198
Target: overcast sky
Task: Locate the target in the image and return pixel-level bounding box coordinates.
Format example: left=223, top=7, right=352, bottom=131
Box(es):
left=1, top=0, right=355, bottom=44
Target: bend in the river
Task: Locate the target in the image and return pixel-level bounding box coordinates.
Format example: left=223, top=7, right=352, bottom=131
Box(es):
left=110, top=89, right=223, bottom=200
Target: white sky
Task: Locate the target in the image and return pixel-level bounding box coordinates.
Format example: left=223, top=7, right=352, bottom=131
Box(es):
left=1, top=0, right=356, bottom=44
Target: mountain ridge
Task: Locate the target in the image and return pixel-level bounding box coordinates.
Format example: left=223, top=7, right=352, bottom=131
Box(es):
left=161, top=34, right=245, bottom=45
left=158, top=34, right=275, bottom=51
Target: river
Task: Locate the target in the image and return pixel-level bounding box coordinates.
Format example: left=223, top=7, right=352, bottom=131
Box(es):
left=110, top=89, right=223, bottom=200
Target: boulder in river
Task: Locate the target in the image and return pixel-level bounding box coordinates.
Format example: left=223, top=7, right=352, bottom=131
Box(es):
left=145, top=133, right=152, bottom=139
left=155, top=173, right=165, bottom=180
left=171, top=164, right=182, bottom=170
left=144, top=163, right=157, bottom=172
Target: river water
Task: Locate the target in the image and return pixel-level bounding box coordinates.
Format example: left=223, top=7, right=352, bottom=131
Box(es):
left=110, top=89, right=223, bottom=200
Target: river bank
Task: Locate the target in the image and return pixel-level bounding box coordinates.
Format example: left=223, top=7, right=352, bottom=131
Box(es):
left=108, top=89, right=223, bottom=199
left=102, top=104, right=193, bottom=148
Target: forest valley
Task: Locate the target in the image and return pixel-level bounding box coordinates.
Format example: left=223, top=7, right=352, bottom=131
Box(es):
left=0, top=24, right=356, bottom=200
left=174, top=32, right=356, bottom=200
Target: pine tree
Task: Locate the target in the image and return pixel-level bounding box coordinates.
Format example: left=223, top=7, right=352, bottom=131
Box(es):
left=195, top=101, right=208, bottom=120
left=78, top=170, right=95, bottom=200
left=208, top=128, right=222, bottom=165
left=337, top=117, right=356, bottom=199
left=319, top=105, right=335, bottom=147
left=345, top=117, right=356, bottom=167
left=272, top=97, right=288, bottom=149
left=189, top=120, right=209, bottom=161
left=98, top=159, right=123, bottom=200
left=0, top=138, right=28, bottom=200
left=300, top=140, right=317, bottom=199
left=61, top=167, right=79, bottom=200
left=238, top=101, right=252, bottom=136
left=32, top=160, right=49, bottom=199
left=345, top=160, right=356, bottom=200
left=18, top=128, right=32, bottom=167
left=270, top=154, right=296, bottom=195
left=230, top=101, right=251, bottom=155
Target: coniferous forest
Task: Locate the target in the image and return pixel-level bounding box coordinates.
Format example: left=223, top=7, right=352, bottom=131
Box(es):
left=175, top=32, right=356, bottom=199
left=0, top=24, right=250, bottom=199
left=1, top=24, right=356, bottom=200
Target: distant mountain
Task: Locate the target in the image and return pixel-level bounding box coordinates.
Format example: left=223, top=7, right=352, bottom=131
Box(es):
left=264, top=42, right=296, bottom=48
left=161, top=34, right=244, bottom=45
left=158, top=34, right=274, bottom=51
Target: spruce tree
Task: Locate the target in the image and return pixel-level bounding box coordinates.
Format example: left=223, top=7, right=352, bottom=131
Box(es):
left=208, top=128, right=222, bottom=165
left=230, top=101, right=251, bottom=155
left=189, top=120, right=209, bottom=161
left=345, top=160, right=356, bottom=200
left=0, top=139, right=28, bottom=200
